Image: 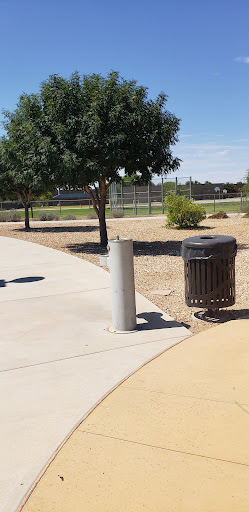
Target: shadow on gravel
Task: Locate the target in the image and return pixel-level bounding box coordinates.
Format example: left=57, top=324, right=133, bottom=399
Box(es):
left=14, top=225, right=99, bottom=233
left=133, top=240, right=183, bottom=257
left=237, top=243, right=249, bottom=251
left=67, top=242, right=101, bottom=254
left=194, top=309, right=249, bottom=324
left=67, top=240, right=185, bottom=257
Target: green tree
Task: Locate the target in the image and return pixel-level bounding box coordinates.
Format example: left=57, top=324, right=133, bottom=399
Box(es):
left=163, top=181, right=175, bottom=194
left=223, top=182, right=236, bottom=193
left=40, top=71, right=180, bottom=248
left=0, top=94, right=57, bottom=228
left=242, top=170, right=249, bottom=196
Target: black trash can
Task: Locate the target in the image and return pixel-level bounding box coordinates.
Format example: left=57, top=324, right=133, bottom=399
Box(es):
left=181, top=235, right=237, bottom=310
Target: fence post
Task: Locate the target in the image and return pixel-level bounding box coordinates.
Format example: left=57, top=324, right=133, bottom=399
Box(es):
left=214, top=194, right=216, bottom=213
left=59, top=201, right=61, bottom=215
left=189, top=176, right=192, bottom=200
left=240, top=192, right=243, bottom=211
left=175, top=177, right=178, bottom=196
left=148, top=182, right=151, bottom=214
left=30, top=202, right=34, bottom=219
left=121, top=181, right=124, bottom=211
left=134, top=185, right=137, bottom=215
left=161, top=177, right=164, bottom=214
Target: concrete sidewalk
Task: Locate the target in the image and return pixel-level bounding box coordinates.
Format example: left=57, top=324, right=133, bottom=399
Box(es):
left=22, top=318, right=249, bottom=512
left=0, top=236, right=190, bottom=512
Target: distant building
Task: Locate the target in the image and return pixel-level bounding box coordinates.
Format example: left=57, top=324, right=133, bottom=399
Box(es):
left=52, top=189, right=89, bottom=200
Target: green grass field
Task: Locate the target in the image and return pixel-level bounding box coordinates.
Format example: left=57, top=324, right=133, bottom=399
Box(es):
left=200, top=201, right=244, bottom=214
left=16, top=200, right=246, bottom=220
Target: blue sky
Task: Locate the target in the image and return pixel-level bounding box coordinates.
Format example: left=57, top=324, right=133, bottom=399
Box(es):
left=0, top=0, right=248, bottom=183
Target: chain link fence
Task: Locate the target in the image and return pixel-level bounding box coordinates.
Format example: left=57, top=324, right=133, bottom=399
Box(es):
left=0, top=177, right=247, bottom=218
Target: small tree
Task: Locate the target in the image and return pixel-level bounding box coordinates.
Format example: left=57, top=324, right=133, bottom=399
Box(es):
left=39, top=71, right=181, bottom=248
left=0, top=94, right=56, bottom=228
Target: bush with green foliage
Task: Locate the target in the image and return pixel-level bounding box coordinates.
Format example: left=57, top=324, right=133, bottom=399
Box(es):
left=242, top=169, right=249, bottom=196
left=243, top=201, right=249, bottom=217
left=37, top=212, right=60, bottom=221
left=0, top=209, right=21, bottom=222
left=164, top=193, right=206, bottom=228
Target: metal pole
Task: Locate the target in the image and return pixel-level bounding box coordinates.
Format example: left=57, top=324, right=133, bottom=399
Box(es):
left=148, top=182, right=151, bottom=215
left=59, top=201, right=61, bottom=215
left=134, top=185, right=137, bottom=215
left=240, top=192, right=243, bottom=211
left=175, top=177, right=178, bottom=196
left=161, top=177, right=164, bottom=214
left=121, top=181, right=124, bottom=211
left=189, top=176, right=192, bottom=200
left=30, top=202, right=33, bottom=219
left=214, top=194, right=216, bottom=213
left=108, top=238, right=136, bottom=332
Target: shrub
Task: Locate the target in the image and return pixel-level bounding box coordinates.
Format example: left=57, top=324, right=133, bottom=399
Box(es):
left=242, top=200, right=249, bottom=216
left=208, top=211, right=228, bottom=219
left=63, top=214, right=77, bottom=220
left=9, top=210, right=22, bottom=221
left=0, top=210, right=21, bottom=222
left=111, top=209, right=124, bottom=218
left=37, top=212, right=60, bottom=221
left=164, top=193, right=206, bottom=229
left=87, top=211, right=98, bottom=219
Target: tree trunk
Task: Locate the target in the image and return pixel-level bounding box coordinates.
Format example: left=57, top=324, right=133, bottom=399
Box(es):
left=99, top=180, right=108, bottom=249
left=85, top=180, right=111, bottom=250
left=24, top=203, right=30, bottom=229
left=17, top=189, right=31, bottom=230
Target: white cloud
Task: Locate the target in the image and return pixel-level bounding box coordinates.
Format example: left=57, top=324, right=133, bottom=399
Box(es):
left=217, top=150, right=229, bottom=156
left=234, top=56, right=249, bottom=64
left=174, top=139, right=248, bottom=183
left=181, top=143, right=248, bottom=151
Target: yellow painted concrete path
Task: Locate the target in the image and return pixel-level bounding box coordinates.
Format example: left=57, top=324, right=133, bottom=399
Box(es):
left=23, top=319, right=249, bottom=512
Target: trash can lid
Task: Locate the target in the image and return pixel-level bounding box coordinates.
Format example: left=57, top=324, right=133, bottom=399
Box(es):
left=181, top=235, right=237, bottom=260
left=182, top=235, right=236, bottom=249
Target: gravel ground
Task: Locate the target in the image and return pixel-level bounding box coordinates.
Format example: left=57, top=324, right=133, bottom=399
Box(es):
left=1, top=215, right=248, bottom=334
